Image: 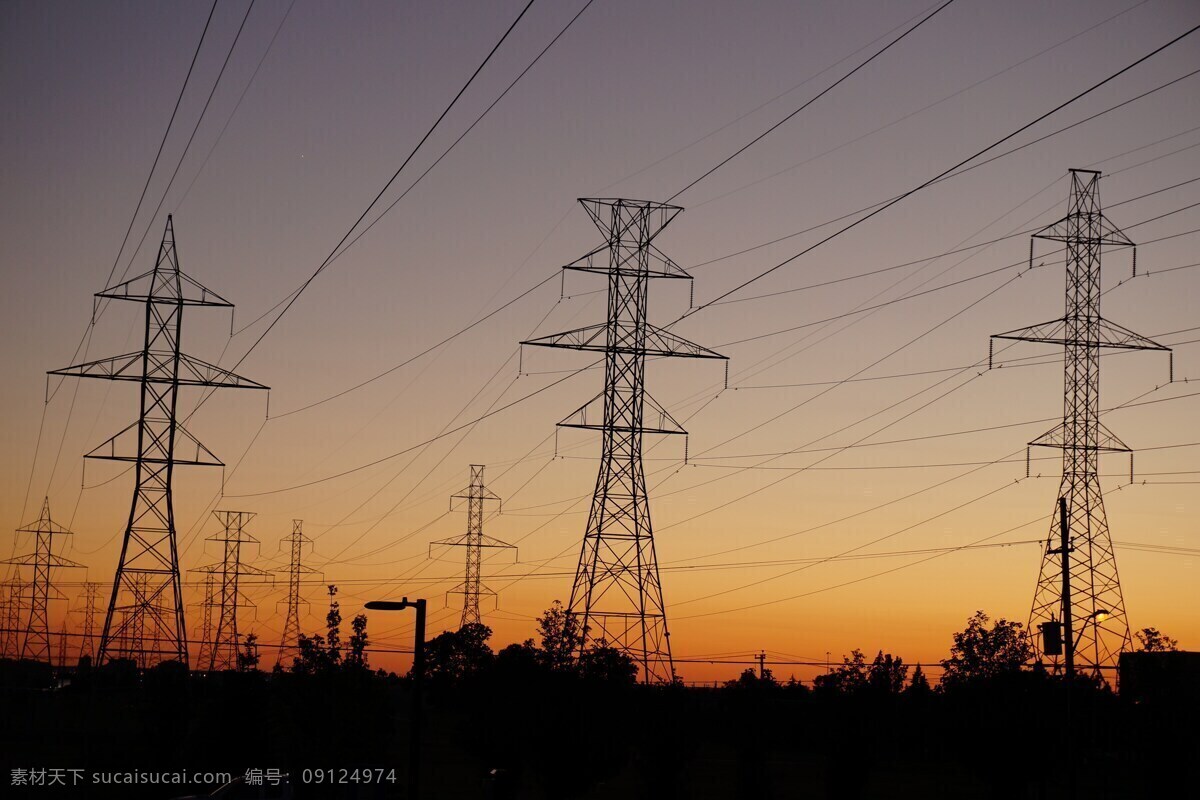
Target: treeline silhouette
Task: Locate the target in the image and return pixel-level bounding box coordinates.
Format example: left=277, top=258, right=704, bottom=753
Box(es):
left=0, top=609, right=1195, bottom=799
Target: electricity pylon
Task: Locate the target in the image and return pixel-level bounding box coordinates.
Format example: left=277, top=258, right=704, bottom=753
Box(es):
left=430, top=465, right=513, bottom=629
left=0, top=580, right=22, bottom=657
left=2, top=499, right=83, bottom=662
left=204, top=510, right=270, bottom=671
left=49, top=216, right=267, bottom=667
left=992, top=169, right=1170, bottom=676
left=522, top=199, right=726, bottom=683
left=73, top=582, right=101, bottom=662
left=191, top=569, right=218, bottom=668
left=275, top=520, right=316, bottom=670
left=57, top=619, right=69, bottom=669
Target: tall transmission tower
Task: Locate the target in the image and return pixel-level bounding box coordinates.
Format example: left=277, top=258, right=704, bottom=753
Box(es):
left=275, top=520, right=316, bottom=670
left=430, top=465, right=513, bottom=629
left=2, top=499, right=83, bottom=662
left=73, top=582, right=101, bottom=662
left=204, top=510, right=270, bottom=671
left=522, top=199, right=726, bottom=683
left=992, top=169, right=1170, bottom=676
left=49, top=216, right=267, bottom=667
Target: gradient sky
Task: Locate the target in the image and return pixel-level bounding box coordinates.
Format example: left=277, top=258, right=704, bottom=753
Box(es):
left=2, top=0, right=1198, bottom=681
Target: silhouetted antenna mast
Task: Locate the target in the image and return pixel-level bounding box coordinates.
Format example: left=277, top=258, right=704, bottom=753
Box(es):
left=275, top=520, right=316, bottom=670
left=49, top=216, right=268, bottom=667
left=2, top=498, right=82, bottom=662
left=430, top=465, right=513, bottom=629
left=992, top=170, right=1170, bottom=677
left=522, top=198, right=726, bottom=683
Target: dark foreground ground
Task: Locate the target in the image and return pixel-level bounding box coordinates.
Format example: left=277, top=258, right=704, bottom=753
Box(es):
left=2, top=660, right=1197, bottom=799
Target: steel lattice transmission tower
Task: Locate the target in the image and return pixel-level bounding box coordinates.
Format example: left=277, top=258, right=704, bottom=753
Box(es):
left=275, top=520, right=316, bottom=670
left=1, top=579, right=25, bottom=658
left=992, top=169, right=1170, bottom=676
left=523, top=199, right=726, bottom=683
left=202, top=510, right=270, bottom=671
left=2, top=499, right=83, bottom=662
left=192, top=569, right=218, bottom=668
left=73, top=582, right=101, bottom=663
left=430, top=465, right=513, bottom=629
left=50, top=216, right=267, bottom=667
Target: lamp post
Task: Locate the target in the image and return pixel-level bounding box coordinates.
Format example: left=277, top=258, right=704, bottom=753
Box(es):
left=365, top=598, right=426, bottom=800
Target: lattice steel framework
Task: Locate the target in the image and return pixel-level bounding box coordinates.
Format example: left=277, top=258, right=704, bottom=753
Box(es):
left=993, top=170, right=1170, bottom=676
left=275, top=520, right=316, bottom=669
left=523, top=199, right=726, bottom=683
left=191, top=569, right=218, bottom=667
left=430, top=465, right=512, bottom=629
left=50, top=216, right=267, bottom=667
left=202, top=510, right=269, bottom=671
left=1, top=580, right=25, bottom=658
left=2, top=499, right=82, bottom=662
left=73, top=582, right=101, bottom=663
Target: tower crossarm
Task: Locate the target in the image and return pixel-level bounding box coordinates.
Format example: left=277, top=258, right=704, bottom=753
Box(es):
left=97, top=267, right=234, bottom=307
left=992, top=318, right=1170, bottom=351
left=523, top=322, right=725, bottom=359
left=50, top=351, right=268, bottom=389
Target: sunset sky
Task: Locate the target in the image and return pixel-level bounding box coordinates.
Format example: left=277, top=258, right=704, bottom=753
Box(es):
left=2, top=0, right=1198, bottom=682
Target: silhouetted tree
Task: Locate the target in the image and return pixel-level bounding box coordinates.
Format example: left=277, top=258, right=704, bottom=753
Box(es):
left=813, top=649, right=868, bottom=693
left=578, top=640, right=638, bottom=684
left=325, top=589, right=342, bottom=665
left=1134, top=627, right=1178, bottom=652
left=290, top=633, right=329, bottom=675
left=345, top=614, right=369, bottom=670
left=425, top=622, right=494, bottom=681
left=906, top=663, right=931, bottom=695
left=940, top=610, right=1033, bottom=688
left=536, top=600, right=583, bottom=672
left=237, top=632, right=260, bottom=672
left=724, top=667, right=779, bottom=689
left=868, top=650, right=908, bottom=694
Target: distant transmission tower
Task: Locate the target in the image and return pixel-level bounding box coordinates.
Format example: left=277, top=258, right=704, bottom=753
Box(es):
left=50, top=216, right=267, bottom=667
left=523, top=199, right=726, bottom=683
left=275, top=520, right=316, bottom=670
left=57, top=619, right=70, bottom=669
left=74, top=582, right=101, bottom=662
left=204, top=511, right=270, bottom=671
left=430, top=465, right=513, bottom=629
left=992, top=169, right=1170, bottom=676
left=2, top=499, right=83, bottom=662
left=0, top=580, right=21, bottom=657
left=191, top=569, right=218, bottom=668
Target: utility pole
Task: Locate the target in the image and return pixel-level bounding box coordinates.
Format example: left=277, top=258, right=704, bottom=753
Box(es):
left=429, top=465, right=512, bottom=629
left=992, top=170, right=1170, bottom=676
left=275, top=520, right=316, bottom=670
left=50, top=216, right=268, bottom=667
left=523, top=199, right=726, bottom=683
left=757, top=650, right=767, bottom=680
left=204, top=510, right=270, bottom=671
left=2, top=499, right=82, bottom=662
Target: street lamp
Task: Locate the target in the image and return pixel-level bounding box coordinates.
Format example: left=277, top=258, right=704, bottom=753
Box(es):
left=365, top=598, right=426, bottom=800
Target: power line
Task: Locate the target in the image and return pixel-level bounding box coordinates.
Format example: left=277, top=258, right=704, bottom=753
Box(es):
left=667, top=0, right=959, bottom=202
left=681, top=40, right=1200, bottom=313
